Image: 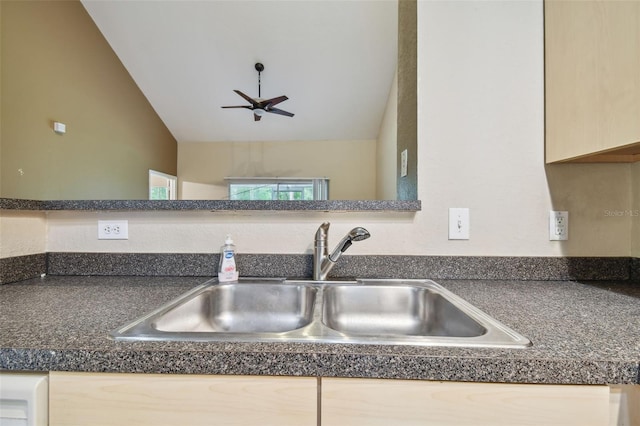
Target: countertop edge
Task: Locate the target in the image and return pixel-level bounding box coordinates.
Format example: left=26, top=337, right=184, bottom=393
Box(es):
left=0, top=198, right=421, bottom=212
left=1, top=347, right=638, bottom=385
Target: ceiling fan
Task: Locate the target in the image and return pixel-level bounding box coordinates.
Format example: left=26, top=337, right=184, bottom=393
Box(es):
left=221, top=63, right=295, bottom=122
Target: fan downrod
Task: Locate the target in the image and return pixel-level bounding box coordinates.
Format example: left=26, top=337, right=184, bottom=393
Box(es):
left=255, top=63, right=264, bottom=97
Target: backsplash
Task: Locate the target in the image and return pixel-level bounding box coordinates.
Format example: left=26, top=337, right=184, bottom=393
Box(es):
left=631, top=257, right=640, bottom=281
left=0, top=254, right=46, bottom=284
left=2, top=253, right=637, bottom=285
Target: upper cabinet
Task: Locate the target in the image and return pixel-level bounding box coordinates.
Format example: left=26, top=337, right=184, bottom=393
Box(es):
left=545, top=0, right=640, bottom=163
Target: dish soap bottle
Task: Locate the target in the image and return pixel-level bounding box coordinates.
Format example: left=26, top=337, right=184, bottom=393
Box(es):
left=218, top=234, right=239, bottom=282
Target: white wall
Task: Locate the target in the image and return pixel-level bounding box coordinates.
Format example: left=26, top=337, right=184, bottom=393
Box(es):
left=0, top=211, right=46, bottom=258
left=21, top=0, right=639, bottom=258
left=415, top=0, right=632, bottom=257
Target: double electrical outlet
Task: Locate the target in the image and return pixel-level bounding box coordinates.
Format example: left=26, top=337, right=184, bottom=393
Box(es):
left=98, top=220, right=129, bottom=240
left=549, top=211, right=568, bottom=241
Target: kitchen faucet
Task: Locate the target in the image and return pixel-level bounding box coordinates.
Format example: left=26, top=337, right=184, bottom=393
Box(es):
left=313, top=222, right=371, bottom=280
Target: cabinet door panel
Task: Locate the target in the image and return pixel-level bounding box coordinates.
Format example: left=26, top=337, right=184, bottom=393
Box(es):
left=322, top=378, right=609, bottom=426
left=50, top=372, right=316, bottom=426
left=545, top=0, right=640, bottom=163
left=610, top=385, right=640, bottom=426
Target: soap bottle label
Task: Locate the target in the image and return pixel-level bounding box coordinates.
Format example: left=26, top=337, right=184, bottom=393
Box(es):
left=218, top=249, right=238, bottom=282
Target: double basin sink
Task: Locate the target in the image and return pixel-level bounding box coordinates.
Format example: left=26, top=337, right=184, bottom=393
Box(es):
left=111, top=278, right=531, bottom=348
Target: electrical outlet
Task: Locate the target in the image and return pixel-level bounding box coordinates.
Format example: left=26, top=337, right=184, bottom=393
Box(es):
left=448, top=208, right=470, bottom=240
left=549, top=211, right=568, bottom=241
left=98, top=220, right=129, bottom=240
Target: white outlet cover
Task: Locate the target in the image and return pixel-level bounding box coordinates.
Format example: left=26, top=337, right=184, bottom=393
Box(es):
left=448, top=208, right=470, bottom=240
left=549, top=211, right=568, bottom=241
left=98, top=220, right=129, bottom=240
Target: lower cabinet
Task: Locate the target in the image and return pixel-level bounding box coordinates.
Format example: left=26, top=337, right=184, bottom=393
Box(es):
left=321, top=378, right=624, bottom=426
left=49, top=372, right=317, bottom=426
left=611, top=385, right=640, bottom=426
left=48, top=372, right=640, bottom=426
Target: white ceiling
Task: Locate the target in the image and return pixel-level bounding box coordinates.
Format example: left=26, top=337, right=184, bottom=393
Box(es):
left=81, top=0, right=398, bottom=143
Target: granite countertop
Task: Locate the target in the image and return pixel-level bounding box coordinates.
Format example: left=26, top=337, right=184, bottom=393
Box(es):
left=1, top=276, right=639, bottom=385
left=0, top=198, right=421, bottom=212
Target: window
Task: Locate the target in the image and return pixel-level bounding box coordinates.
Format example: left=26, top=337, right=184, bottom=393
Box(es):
left=226, top=178, right=329, bottom=201
left=149, top=170, right=177, bottom=200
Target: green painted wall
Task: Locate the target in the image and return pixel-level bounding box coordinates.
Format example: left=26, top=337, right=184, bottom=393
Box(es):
left=1, top=0, right=176, bottom=200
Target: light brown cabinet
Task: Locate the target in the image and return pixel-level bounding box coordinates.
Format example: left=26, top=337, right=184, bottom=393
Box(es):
left=48, top=372, right=640, bottom=426
left=49, top=372, right=317, bottom=426
left=322, top=378, right=613, bottom=426
left=545, top=0, right=640, bottom=163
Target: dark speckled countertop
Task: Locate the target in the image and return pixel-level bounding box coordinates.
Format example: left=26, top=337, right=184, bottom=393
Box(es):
left=1, top=276, right=638, bottom=384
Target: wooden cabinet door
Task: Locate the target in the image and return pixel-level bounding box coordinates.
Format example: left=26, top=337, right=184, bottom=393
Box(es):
left=545, top=0, right=640, bottom=163
left=49, top=372, right=317, bottom=426
left=321, top=378, right=609, bottom=426
left=610, top=385, right=640, bottom=426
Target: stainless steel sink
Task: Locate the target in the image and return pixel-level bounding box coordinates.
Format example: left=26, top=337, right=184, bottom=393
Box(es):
left=111, top=278, right=531, bottom=348
left=322, top=284, right=486, bottom=337
left=153, top=283, right=316, bottom=333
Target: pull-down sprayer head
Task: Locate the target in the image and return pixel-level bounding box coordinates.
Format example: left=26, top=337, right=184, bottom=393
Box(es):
left=328, top=227, right=371, bottom=262
left=313, top=222, right=371, bottom=280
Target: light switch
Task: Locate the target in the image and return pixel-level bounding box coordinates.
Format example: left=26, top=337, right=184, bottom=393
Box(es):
left=449, top=208, right=470, bottom=240
left=400, top=149, right=408, bottom=177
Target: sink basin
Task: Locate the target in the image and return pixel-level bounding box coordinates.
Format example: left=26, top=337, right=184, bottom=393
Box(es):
left=322, top=285, right=485, bottom=337
left=111, top=278, right=531, bottom=348
left=153, top=283, right=316, bottom=333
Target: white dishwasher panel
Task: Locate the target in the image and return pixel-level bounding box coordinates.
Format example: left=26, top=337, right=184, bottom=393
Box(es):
left=0, top=373, right=48, bottom=426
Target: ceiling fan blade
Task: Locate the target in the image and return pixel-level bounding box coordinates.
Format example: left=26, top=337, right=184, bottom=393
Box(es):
left=221, top=105, right=252, bottom=109
left=264, top=95, right=288, bottom=107
left=253, top=112, right=262, bottom=121
left=268, top=107, right=294, bottom=118
left=233, top=90, right=259, bottom=107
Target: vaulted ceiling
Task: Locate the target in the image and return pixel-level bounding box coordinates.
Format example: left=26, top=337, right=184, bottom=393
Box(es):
left=81, top=0, right=398, bottom=143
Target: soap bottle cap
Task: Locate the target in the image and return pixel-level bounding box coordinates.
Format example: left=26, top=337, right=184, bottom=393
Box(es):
left=225, top=234, right=234, bottom=245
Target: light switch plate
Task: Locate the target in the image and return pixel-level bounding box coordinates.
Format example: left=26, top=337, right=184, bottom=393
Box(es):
left=400, top=149, right=408, bottom=177
left=449, top=208, right=470, bottom=240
